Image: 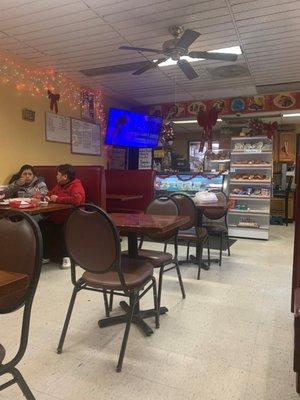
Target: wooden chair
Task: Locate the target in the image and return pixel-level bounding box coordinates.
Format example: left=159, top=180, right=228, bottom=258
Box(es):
left=0, top=211, right=43, bottom=400
left=57, top=204, right=159, bottom=372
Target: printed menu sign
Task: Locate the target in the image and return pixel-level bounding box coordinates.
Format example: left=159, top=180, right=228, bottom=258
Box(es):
left=71, top=118, right=101, bottom=156
left=45, top=112, right=71, bottom=143
left=138, top=148, right=152, bottom=169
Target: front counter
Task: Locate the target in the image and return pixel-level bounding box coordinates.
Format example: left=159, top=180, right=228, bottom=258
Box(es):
left=155, top=172, right=227, bottom=196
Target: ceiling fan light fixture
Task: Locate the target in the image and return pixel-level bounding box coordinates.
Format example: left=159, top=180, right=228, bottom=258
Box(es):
left=155, top=46, right=242, bottom=67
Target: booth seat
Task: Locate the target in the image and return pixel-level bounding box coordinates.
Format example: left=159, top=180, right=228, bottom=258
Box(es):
left=105, top=170, right=155, bottom=213
left=33, top=165, right=106, bottom=263
left=34, top=165, right=106, bottom=210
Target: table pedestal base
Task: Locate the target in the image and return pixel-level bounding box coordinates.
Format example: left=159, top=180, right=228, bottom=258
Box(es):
left=98, top=301, right=168, bottom=337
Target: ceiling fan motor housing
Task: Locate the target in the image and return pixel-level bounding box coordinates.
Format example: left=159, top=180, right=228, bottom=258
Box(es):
left=162, top=38, right=188, bottom=60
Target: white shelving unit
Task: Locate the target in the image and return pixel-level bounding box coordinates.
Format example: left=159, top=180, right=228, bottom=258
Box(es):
left=228, top=136, right=273, bottom=240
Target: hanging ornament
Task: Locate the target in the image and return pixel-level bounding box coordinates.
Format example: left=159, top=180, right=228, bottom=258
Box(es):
left=47, top=90, right=60, bottom=113
left=249, top=118, right=264, bottom=134
left=160, top=119, right=174, bottom=146
left=197, top=105, right=219, bottom=151
left=263, top=121, right=278, bottom=140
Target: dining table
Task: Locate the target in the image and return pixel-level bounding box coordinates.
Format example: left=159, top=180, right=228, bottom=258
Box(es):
left=98, top=212, right=190, bottom=337
left=0, top=203, right=72, bottom=216
left=0, top=270, right=29, bottom=302
left=106, top=194, right=143, bottom=202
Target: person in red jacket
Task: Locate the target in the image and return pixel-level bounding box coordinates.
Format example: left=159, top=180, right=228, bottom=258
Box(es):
left=46, top=164, right=85, bottom=223
left=42, top=164, right=86, bottom=269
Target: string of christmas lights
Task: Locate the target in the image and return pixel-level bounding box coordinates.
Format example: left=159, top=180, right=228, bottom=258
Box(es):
left=0, top=52, right=106, bottom=131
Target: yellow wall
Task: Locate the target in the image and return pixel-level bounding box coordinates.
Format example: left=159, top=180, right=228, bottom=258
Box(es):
left=0, top=57, right=107, bottom=184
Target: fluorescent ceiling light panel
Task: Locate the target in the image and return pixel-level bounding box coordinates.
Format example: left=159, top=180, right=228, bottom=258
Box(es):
left=156, top=46, right=242, bottom=67
left=173, top=119, right=222, bottom=124
left=282, top=113, right=300, bottom=117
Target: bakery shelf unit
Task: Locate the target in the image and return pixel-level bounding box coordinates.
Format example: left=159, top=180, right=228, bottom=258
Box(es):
left=228, top=136, right=273, bottom=240
left=204, top=149, right=231, bottom=173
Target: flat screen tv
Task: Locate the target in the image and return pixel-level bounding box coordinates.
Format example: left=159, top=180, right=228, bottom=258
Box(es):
left=105, top=108, right=163, bottom=148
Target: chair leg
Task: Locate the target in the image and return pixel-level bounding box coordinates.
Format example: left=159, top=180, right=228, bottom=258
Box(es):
left=157, top=266, right=164, bottom=309
left=196, top=241, right=203, bottom=280
left=103, top=290, right=110, bottom=317
left=186, top=242, right=190, bottom=261
left=11, top=367, right=35, bottom=400
left=109, top=291, right=114, bottom=311
left=57, top=286, right=79, bottom=354
left=175, top=260, right=186, bottom=299
left=164, top=243, right=167, bottom=252
left=219, top=235, right=223, bottom=266
left=152, top=277, right=160, bottom=329
left=116, top=292, right=138, bottom=372
left=297, top=372, right=300, bottom=393
left=207, top=238, right=211, bottom=266
left=226, top=235, right=231, bottom=256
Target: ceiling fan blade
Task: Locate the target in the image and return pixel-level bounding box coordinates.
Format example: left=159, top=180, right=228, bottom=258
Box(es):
left=119, top=45, right=162, bottom=53
left=189, top=51, right=238, bottom=62
left=177, top=59, right=198, bottom=80
left=132, top=58, right=167, bottom=75
left=176, top=29, right=201, bottom=49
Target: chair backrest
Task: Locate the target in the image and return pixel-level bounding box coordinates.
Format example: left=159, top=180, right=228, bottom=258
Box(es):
left=0, top=211, right=42, bottom=313
left=145, top=196, right=179, bottom=241
left=202, top=192, right=228, bottom=221
left=170, top=192, right=196, bottom=231
left=64, top=204, right=121, bottom=276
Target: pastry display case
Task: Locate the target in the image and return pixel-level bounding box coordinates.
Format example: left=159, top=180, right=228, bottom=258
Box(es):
left=228, top=136, right=273, bottom=240
left=155, top=172, right=224, bottom=196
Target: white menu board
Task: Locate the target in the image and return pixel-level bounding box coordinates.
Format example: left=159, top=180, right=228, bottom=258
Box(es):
left=71, top=118, right=101, bottom=156
left=45, top=112, right=71, bottom=143
left=138, top=148, right=152, bottom=169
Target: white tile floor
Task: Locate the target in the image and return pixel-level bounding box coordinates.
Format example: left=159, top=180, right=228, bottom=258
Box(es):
left=0, top=225, right=296, bottom=400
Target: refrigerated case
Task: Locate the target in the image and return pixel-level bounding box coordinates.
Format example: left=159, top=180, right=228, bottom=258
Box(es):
left=155, top=172, right=225, bottom=196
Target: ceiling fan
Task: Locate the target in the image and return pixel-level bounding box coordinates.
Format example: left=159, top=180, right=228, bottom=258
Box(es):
left=119, top=25, right=239, bottom=80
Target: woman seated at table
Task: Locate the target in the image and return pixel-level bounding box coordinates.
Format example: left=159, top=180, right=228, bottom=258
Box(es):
left=4, top=164, right=48, bottom=200
left=42, top=164, right=85, bottom=269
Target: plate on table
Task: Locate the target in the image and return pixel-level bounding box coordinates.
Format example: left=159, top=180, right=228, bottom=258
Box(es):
left=9, top=198, right=32, bottom=202
left=0, top=199, right=9, bottom=205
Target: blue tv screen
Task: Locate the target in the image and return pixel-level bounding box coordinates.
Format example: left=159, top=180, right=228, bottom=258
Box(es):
left=105, top=108, right=163, bottom=148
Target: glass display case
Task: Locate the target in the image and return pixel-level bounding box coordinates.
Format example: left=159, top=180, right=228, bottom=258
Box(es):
left=155, top=172, right=224, bottom=196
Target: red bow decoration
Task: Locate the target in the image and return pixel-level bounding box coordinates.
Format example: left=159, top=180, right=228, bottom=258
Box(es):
left=197, top=106, right=219, bottom=152
left=263, top=121, right=278, bottom=140
left=47, top=90, right=60, bottom=114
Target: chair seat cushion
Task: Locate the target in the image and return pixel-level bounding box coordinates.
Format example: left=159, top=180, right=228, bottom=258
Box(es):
left=204, top=224, right=228, bottom=235
left=178, top=227, right=207, bottom=241
left=122, top=249, right=173, bottom=268
left=82, top=256, right=153, bottom=290
left=0, top=344, right=5, bottom=364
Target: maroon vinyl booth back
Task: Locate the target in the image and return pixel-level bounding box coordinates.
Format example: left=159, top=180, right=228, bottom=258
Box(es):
left=105, top=170, right=155, bottom=213
left=34, top=165, right=106, bottom=210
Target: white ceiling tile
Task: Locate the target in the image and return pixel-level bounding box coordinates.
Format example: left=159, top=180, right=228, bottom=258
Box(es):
left=3, top=9, right=98, bottom=35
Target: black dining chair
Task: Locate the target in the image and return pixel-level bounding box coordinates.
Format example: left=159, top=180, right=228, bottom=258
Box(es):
left=202, top=192, right=230, bottom=266
left=0, top=210, right=43, bottom=400
left=57, top=204, right=159, bottom=372
left=170, top=192, right=209, bottom=279
left=133, top=196, right=186, bottom=308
